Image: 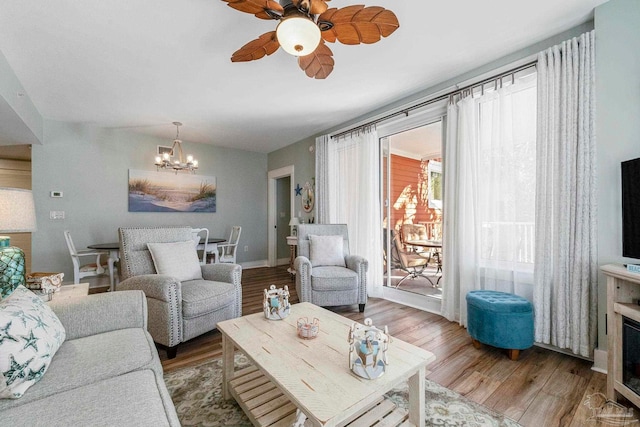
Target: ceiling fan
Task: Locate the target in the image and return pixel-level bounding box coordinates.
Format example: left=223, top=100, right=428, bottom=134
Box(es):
left=221, top=0, right=399, bottom=79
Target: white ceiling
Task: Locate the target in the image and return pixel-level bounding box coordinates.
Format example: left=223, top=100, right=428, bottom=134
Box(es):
left=0, top=0, right=606, bottom=153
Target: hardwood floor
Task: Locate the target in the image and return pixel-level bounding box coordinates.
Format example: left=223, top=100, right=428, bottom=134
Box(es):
left=156, top=266, right=609, bottom=427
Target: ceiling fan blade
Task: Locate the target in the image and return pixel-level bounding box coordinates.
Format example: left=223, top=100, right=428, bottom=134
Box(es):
left=231, top=31, right=280, bottom=62
left=221, top=0, right=283, bottom=20
left=298, top=41, right=334, bottom=79
left=309, top=0, right=329, bottom=15
left=319, top=5, right=399, bottom=45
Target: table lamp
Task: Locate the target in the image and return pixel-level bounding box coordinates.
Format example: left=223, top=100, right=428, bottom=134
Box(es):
left=0, top=187, right=37, bottom=298
left=289, top=217, right=300, bottom=236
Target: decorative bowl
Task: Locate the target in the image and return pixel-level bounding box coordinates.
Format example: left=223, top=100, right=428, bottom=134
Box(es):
left=297, top=317, right=320, bottom=339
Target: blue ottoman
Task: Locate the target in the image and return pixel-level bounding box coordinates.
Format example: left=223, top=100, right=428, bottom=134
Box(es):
left=466, top=290, right=533, bottom=360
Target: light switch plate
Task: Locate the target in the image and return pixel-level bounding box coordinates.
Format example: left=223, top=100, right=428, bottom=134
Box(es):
left=49, top=211, right=65, bottom=220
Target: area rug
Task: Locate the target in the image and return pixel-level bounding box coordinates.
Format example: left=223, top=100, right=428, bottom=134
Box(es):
left=164, top=354, right=521, bottom=427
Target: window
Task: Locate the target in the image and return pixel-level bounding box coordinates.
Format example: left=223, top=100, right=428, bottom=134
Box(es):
left=427, top=160, right=442, bottom=210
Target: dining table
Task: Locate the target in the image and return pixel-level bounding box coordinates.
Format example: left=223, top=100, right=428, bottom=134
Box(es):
left=88, top=237, right=226, bottom=291
left=87, top=242, right=120, bottom=292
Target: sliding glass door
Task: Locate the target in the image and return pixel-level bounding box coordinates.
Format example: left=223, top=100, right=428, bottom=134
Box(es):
left=379, top=101, right=446, bottom=312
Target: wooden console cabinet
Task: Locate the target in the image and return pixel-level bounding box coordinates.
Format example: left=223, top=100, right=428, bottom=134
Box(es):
left=603, top=263, right=640, bottom=407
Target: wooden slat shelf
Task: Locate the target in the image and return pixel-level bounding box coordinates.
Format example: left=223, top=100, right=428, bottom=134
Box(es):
left=614, top=380, right=640, bottom=409
left=228, top=364, right=411, bottom=427
left=604, top=264, right=640, bottom=405
left=614, top=302, right=640, bottom=324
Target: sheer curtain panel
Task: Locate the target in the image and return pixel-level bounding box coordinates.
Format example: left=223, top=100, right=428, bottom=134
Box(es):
left=533, top=31, right=597, bottom=358
left=315, top=134, right=331, bottom=224
left=442, top=74, right=537, bottom=326
left=325, top=127, right=384, bottom=298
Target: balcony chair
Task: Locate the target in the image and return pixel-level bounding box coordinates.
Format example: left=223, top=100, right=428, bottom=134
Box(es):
left=117, top=226, right=242, bottom=359
left=294, top=224, right=368, bottom=312
left=400, top=223, right=429, bottom=252
left=392, top=232, right=438, bottom=288
left=63, top=230, right=113, bottom=285
left=217, top=226, right=242, bottom=264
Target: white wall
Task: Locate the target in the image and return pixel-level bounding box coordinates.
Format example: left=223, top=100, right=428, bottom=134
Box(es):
left=32, top=120, right=268, bottom=283
left=595, top=0, right=640, bottom=350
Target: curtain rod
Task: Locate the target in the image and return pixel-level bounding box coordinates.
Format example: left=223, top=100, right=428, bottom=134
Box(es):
left=331, top=59, right=538, bottom=140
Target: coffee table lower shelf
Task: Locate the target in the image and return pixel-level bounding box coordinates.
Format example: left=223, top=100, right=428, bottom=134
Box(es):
left=229, top=365, right=413, bottom=427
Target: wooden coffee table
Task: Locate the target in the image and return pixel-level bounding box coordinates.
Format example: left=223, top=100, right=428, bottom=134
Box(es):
left=218, top=302, right=435, bottom=427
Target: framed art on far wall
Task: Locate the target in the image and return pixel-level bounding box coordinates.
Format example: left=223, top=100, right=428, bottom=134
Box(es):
left=128, top=169, right=216, bottom=212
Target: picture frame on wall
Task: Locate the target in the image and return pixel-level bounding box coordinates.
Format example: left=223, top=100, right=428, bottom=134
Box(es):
left=128, top=169, right=216, bottom=213
left=157, top=145, right=173, bottom=156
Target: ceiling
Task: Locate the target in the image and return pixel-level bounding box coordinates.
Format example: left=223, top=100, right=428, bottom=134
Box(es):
left=0, top=0, right=606, bottom=154
left=389, top=121, right=442, bottom=160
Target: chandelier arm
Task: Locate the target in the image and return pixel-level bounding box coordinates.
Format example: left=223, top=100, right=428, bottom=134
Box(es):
left=171, top=140, right=186, bottom=164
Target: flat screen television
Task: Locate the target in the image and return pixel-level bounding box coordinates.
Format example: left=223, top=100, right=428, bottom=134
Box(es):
left=622, top=157, right=640, bottom=259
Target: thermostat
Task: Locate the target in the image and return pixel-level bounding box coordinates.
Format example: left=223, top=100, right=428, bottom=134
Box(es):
left=50, top=191, right=63, bottom=198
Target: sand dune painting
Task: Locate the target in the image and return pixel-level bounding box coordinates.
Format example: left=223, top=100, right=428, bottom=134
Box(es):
left=128, top=169, right=216, bottom=213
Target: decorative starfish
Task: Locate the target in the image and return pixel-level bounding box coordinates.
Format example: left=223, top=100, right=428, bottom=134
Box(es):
left=0, top=321, right=19, bottom=345
left=295, top=183, right=302, bottom=196
left=9, top=309, right=29, bottom=327
left=25, top=364, right=46, bottom=382
left=20, top=329, right=39, bottom=352
left=3, top=354, right=34, bottom=386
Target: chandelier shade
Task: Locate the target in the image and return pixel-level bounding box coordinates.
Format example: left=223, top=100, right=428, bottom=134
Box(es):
left=154, top=122, right=199, bottom=174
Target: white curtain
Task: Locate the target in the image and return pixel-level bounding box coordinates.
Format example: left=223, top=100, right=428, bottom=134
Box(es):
left=315, top=134, right=330, bottom=224
left=324, top=127, right=384, bottom=298
left=442, top=74, right=538, bottom=326
left=534, top=30, right=597, bottom=358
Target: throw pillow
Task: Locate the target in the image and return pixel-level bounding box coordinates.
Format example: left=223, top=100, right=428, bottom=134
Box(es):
left=147, top=241, right=203, bottom=282
left=309, top=235, right=346, bottom=267
left=0, top=285, right=66, bottom=399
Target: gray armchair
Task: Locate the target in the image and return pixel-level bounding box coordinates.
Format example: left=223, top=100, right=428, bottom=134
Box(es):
left=294, top=224, right=368, bottom=312
left=117, top=226, right=242, bottom=358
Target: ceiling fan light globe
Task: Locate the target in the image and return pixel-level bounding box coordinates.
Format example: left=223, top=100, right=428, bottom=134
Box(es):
left=276, top=16, right=321, bottom=57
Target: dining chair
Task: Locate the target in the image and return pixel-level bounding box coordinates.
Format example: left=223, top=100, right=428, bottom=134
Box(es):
left=63, top=230, right=111, bottom=284
left=217, top=226, right=242, bottom=264
left=190, top=227, right=209, bottom=264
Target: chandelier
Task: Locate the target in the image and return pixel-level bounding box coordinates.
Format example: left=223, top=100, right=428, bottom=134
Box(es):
left=154, top=122, right=198, bottom=174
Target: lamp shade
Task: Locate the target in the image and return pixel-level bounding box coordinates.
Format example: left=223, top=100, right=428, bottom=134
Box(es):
left=289, top=217, right=301, bottom=226
left=276, top=16, right=321, bottom=56
left=0, top=188, right=37, bottom=233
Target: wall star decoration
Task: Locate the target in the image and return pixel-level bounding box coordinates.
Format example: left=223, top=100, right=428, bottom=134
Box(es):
left=295, top=183, right=302, bottom=196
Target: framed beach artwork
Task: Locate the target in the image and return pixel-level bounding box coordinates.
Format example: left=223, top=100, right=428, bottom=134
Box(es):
left=128, top=169, right=216, bottom=213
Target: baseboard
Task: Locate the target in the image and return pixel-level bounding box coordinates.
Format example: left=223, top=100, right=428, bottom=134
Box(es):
left=592, top=348, right=607, bottom=374
left=239, top=260, right=270, bottom=269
